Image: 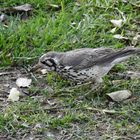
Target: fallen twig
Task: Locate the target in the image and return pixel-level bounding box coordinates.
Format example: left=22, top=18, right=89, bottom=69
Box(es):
left=82, top=107, right=125, bottom=114
left=18, top=105, right=69, bottom=114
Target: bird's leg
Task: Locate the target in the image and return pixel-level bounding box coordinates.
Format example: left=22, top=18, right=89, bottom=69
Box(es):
left=57, top=81, right=92, bottom=94
left=73, top=82, right=92, bottom=88
left=69, top=81, right=93, bottom=89
left=80, top=78, right=103, bottom=99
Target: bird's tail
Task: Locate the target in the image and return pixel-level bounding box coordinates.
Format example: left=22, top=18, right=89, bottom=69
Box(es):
left=96, top=47, right=140, bottom=65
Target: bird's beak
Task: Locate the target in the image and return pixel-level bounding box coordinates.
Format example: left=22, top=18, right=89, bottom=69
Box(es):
left=30, top=63, right=42, bottom=72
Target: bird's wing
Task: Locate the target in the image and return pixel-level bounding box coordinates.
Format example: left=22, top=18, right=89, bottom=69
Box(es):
left=59, top=48, right=115, bottom=70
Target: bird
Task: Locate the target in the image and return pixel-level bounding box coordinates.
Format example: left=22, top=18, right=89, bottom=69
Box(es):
left=31, top=47, right=140, bottom=86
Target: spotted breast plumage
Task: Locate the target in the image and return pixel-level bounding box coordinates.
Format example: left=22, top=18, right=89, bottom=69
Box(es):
left=32, top=47, right=140, bottom=84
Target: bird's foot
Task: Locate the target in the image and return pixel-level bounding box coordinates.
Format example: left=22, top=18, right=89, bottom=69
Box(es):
left=68, top=81, right=92, bottom=90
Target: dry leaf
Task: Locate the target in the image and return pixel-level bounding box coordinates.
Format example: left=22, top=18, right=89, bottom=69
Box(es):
left=110, top=19, right=124, bottom=28
left=110, top=27, right=117, bottom=33
left=113, top=34, right=128, bottom=40
left=16, top=77, right=32, bottom=87
left=13, top=4, right=32, bottom=12
left=21, top=122, right=29, bottom=128
left=122, top=0, right=128, bottom=3
left=0, top=4, right=32, bottom=20
left=0, top=14, right=7, bottom=22
left=46, top=4, right=61, bottom=11
left=132, top=34, right=140, bottom=46
left=112, top=80, right=125, bottom=85
left=127, top=71, right=140, bottom=79
left=0, top=4, right=32, bottom=14
left=107, top=90, right=132, bottom=102
left=8, top=88, right=20, bottom=102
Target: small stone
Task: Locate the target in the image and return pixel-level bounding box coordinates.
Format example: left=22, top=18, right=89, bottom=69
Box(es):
left=107, top=90, right=132, bottom=102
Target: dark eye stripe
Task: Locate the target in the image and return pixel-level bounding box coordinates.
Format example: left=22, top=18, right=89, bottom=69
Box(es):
left=41, top=59, right=57, bottom=71
left=49, top=59, right=56, bottom=66
left=41, top=61, right=49, bottom=66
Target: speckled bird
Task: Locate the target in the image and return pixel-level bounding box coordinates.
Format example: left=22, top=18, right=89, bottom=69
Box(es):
left=32, top=47, right=140, bottom=85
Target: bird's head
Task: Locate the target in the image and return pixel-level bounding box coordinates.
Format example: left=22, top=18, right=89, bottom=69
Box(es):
left=31, top=51, right=62, bottom=72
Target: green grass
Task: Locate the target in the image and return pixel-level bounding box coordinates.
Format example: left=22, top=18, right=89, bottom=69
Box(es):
left=0, top=0, right=140, bottom=139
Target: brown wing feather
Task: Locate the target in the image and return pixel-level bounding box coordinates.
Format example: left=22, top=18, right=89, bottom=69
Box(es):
left=93, top=47, right=140, bottom=65
left=59, top=48, right=115, bottom=70
left=59, top=47, right=140, bottom=70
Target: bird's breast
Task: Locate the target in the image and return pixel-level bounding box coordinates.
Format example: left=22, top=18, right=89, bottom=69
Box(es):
left=55, top=66, right=102, bottom=83
left=55, top=64, right=113, bottom=83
